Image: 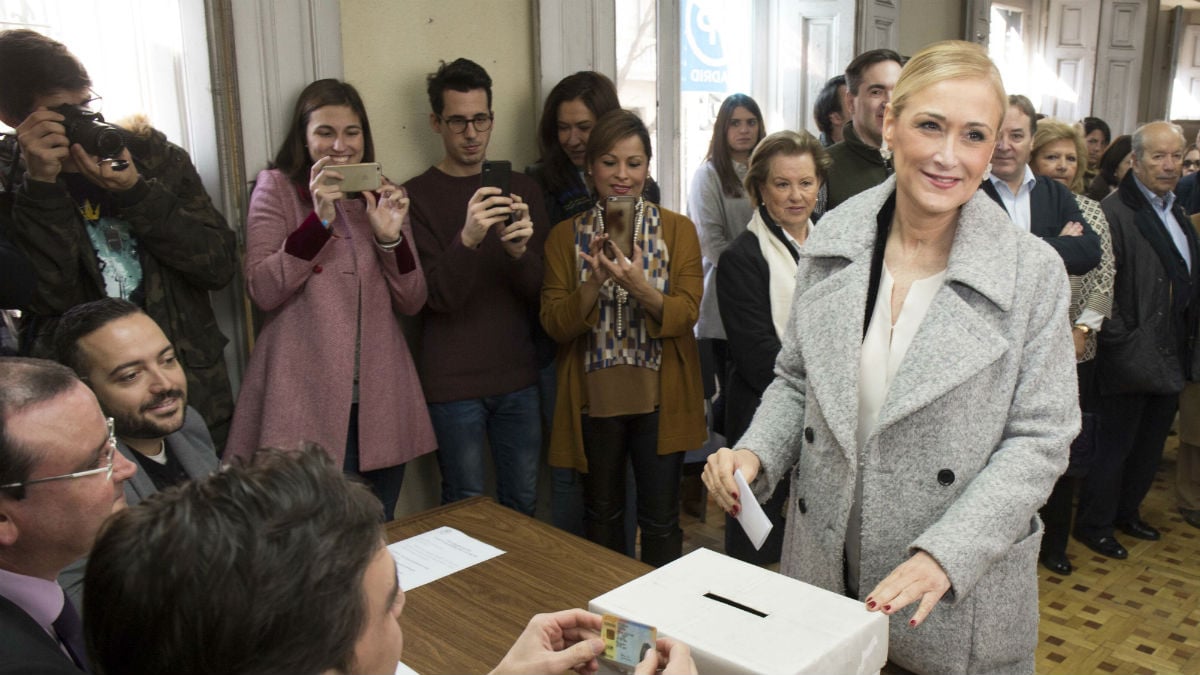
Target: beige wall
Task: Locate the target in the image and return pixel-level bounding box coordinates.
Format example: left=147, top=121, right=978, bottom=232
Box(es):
left=341, top=0, right=541, bottom=185
left=897, top=0, right=963, bottom=56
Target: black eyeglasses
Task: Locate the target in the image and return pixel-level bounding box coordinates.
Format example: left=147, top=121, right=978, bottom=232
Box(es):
left=1184, top=160, right=1200, bottom=170
left=439, top=113, right=493, bottom=134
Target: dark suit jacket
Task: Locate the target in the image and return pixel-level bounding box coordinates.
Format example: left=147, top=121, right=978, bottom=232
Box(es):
left=0, top=595, right=81, bottom=675
left=980, top=175, right=1101, bottom=275
left=716, top=221, right=798, bottom=443
left=1175, top=172, right=1200, bottom=216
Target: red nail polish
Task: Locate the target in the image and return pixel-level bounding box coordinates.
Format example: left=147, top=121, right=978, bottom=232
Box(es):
left=867, top=601, right=876, bottom=609
left=731, top=504, right=740, bottom=517
left=731, top=491, right=738, bottom=500
left=909, top=619, right=917, bottom=628
left=883, top=605, right=892, bottom=612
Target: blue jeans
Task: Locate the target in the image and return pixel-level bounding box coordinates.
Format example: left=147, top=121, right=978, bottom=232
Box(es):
left=428, top=385, right=541, bottom=515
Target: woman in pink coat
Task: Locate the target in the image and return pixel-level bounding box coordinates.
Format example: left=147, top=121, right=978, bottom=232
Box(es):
left=226, top=79, right=435, bottom=519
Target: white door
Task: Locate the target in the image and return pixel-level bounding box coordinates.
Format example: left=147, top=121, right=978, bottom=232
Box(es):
left=1040, top=0, right=1102, bottom=121
left=857, top=0, right=899, bottom=53
left=1170, top=24, right=1200, bottom=120
left=1092, top=0, right=1148, bottom=134
left=771, top=0, right=856, bottom=137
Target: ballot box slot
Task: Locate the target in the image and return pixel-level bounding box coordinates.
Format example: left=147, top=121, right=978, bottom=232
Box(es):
left=702, top=592, right=768, bottom=618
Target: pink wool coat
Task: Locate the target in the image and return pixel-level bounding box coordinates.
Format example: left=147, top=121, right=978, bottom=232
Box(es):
left=226, top=168, right=436, bottom=471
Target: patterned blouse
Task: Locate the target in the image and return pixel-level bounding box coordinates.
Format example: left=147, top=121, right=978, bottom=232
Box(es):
left=1070, top=194, right=1116, bottom=362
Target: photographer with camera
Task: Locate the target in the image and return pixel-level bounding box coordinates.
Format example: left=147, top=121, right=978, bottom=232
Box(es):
left=0, top=29, right=236, bottom=450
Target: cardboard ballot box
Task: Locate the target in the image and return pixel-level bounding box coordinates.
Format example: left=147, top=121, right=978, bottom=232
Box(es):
left=589, top=548, right=888, bottom=675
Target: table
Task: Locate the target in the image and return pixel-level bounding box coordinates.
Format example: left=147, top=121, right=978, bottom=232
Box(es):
left=385, top=497, right=652, bottom=675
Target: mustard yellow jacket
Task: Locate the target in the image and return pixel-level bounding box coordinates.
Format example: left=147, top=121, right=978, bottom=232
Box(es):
left=540, top=205, right=707, bottom=471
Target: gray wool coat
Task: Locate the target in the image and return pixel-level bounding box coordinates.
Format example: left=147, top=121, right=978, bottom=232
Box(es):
left=739, top=177, right=1078, bottom=675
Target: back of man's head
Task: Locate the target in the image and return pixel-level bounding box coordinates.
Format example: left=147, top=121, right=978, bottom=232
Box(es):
left=54, top=298, right=142, bottom=377
left=0, top=357, right=80, bottom=499
left=426, top=57, right=492, bottom=117
left=83, top=444, right=386, bottom=675
left=814, top=74, right=847, bottom=138
left=0, top=29, right=90, bottom=125
left=844, top=48, right=903, bottom=97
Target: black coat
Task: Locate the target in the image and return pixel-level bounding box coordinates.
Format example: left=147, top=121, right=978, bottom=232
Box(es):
left=1097, top=172, right=1200, bottom=394
left=716, top=220, right=798, bottom=443
left=980, top=175, right=1101, bottom=275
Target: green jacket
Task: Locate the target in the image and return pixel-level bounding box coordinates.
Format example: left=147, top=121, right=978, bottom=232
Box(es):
left=824, top=122, right=890, bottom=212
left=2, top=123, right=236, bottom=448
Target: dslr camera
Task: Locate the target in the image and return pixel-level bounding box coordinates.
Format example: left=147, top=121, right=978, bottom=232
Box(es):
left=50, top=103, right=125, bottom=159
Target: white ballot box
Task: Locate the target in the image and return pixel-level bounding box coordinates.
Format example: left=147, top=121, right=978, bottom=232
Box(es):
left=589, top=548, right=888, bottom=675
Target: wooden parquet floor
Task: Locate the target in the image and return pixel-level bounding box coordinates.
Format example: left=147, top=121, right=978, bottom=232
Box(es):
left=678, top=437, right=1200, bottom=675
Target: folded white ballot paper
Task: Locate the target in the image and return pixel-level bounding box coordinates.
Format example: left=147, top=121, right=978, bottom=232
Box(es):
left=734, top=469, right=773, bottom=550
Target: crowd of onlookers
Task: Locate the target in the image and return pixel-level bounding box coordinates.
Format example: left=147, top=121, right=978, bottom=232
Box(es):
left=0, top=26, right=1196, bottom=675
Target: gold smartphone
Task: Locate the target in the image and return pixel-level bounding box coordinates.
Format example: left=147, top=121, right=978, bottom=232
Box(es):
left=604, top=195, right=636, bottom=258
left=333, top=162, right=383, bottom=193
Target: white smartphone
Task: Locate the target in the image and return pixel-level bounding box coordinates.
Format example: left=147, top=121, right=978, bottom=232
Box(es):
left=332, top=162, right=383, bottom=193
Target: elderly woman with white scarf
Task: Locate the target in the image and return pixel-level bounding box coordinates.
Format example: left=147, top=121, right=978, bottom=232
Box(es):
left=715, top=130, right=829, bottom=563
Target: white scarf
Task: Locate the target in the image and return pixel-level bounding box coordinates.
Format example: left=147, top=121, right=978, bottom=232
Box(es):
left=745, top=208, right=804, bottom=340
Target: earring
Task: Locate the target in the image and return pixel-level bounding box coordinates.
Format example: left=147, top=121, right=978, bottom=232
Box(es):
left=879, top=140, right=892, bottom=162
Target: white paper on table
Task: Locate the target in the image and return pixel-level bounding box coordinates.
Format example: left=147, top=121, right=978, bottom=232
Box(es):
left=387, top=526, right=504, bottom=590
left=394, top=660, right=421, bottom=675
left=734, top=469, right=773, bottom=550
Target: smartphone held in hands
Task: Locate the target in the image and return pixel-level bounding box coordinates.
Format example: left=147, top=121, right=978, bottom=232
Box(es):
left=604, top=195, right=637, bottom=258
left=481, top=160, right=512, bottom=196
left=333, top=162, right=383, bottom=193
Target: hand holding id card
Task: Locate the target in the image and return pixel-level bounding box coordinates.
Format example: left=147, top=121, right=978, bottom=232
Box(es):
left=601, top=614, right=656, bottom=672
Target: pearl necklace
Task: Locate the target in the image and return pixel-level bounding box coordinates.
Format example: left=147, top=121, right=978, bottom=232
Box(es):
left=593, top=196, right=646, bottom=339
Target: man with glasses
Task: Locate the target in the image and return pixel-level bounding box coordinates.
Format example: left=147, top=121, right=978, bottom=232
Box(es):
left=403, top=58, right=549, bottom=515
left=0, top=29, right=236, bottom=452
left=51, top=298, right=218, bottom=607
left=0, top=357, right=137, bottom=674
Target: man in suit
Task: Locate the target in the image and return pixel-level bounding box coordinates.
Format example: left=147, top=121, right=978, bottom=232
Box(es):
left=980, top=94, right=1101, bottom=276
left=52, top=298, right=219, bottom=607
left=0, top=357, right=138, bottom=674
left=1076, top=121, right=1200, bottom=558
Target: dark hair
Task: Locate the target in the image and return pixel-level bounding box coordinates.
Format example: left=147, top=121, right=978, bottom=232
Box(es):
left=706, top=94, right=766, bottom=199
left=1083, top=116, right=1112, bottom=146
left=1007, top=94, right=1038, bottom=135
left=426, top=58, right=492, bottom=117
left=1098, top=134, right=1133, bottom=187
left=272, top=79, right=375, bottom=187
left=813, top=75, right=846, bottom=140
left=585, top=109, right=653, bottom=170
left=845, top=49, right=903, bottom=96
left=743, top=131, right=831, bottom=207
left=53, top=298, right=143, bottom=377
left=0, top=357, right=81, bottom=500
left=536, top=71, right=622, bottom=196
left=84, top=444, right=385, bottom=675
left=0, top=29, right=91, bottom=124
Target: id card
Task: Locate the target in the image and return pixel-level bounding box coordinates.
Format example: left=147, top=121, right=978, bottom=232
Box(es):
left=601, top=614, right=656, bottom=671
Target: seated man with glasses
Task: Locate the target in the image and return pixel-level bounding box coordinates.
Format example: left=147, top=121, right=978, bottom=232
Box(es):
left=403, top=58, right=550, bottom=516
left=0, top=357, right=138, bottom=675
left=0, top=29, right=237, bottom=452
left=51, top=298, right=219, bottom=608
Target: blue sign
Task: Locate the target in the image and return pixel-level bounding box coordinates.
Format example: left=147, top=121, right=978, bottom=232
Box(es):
left=681, top=0, right=727, bottom=92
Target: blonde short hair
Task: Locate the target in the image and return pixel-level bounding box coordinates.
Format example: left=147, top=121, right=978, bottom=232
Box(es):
left=1032, top=119, right=1087, bottom=194
left=889, top=40, right=1006, bottom=130
left=743, top=130, right=831, bottom=206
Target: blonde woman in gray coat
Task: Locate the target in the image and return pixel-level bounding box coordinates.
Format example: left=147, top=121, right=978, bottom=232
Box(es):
left=703, top=41, right=1078, bottom=675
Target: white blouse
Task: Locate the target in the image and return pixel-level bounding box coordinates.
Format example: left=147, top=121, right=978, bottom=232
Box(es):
left=846, top=263, right=947, bottom=596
